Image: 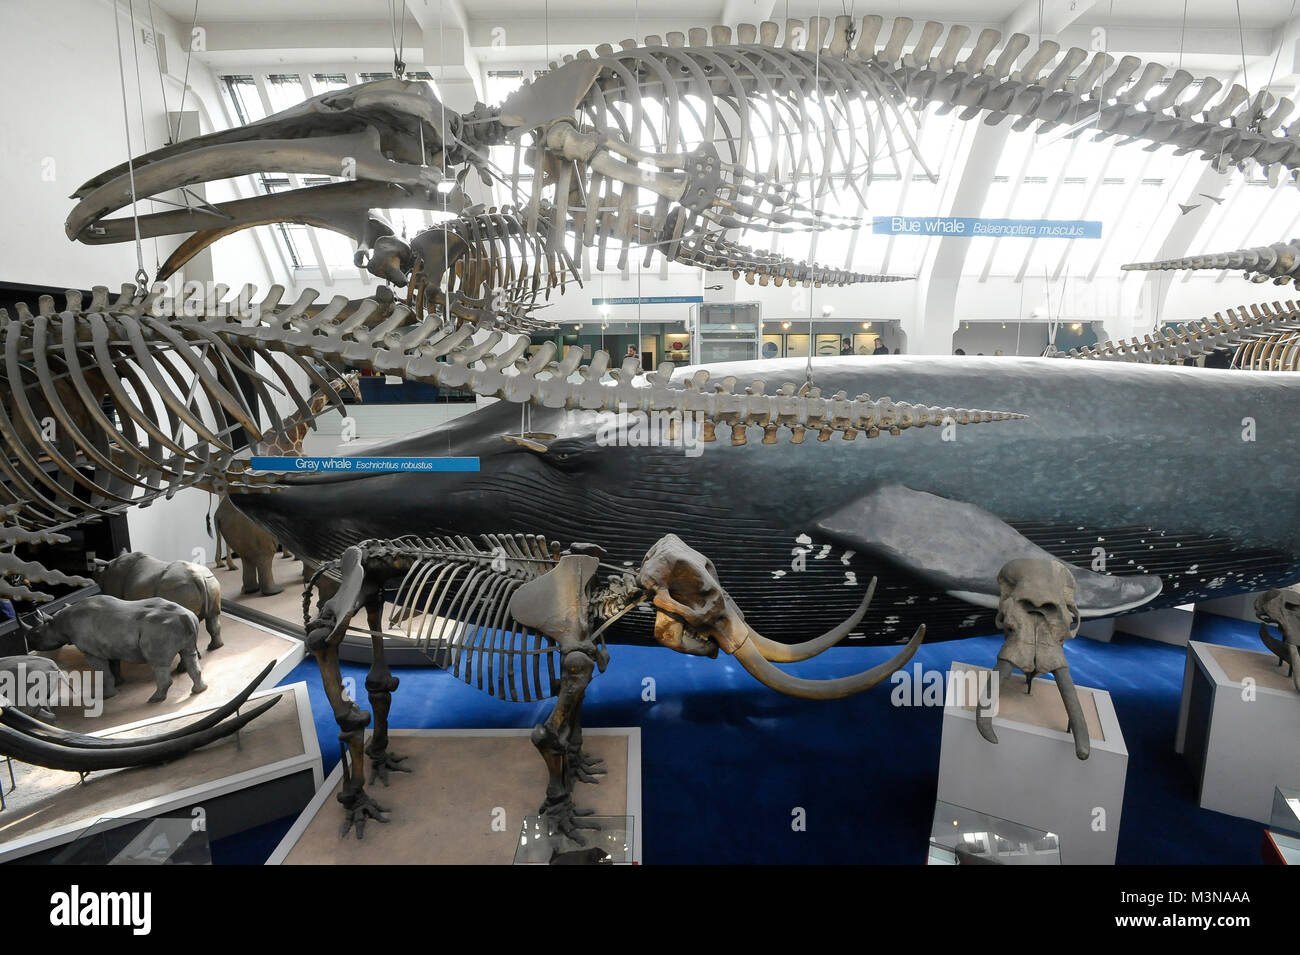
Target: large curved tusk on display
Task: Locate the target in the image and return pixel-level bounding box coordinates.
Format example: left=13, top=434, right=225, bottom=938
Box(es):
left=0, top=697, right=279, bottom=773
left=0, top=662, right=276, bottom=749
left=729, top=624, right=924, bottom=699
left=745, top=577, right=876, bottom=662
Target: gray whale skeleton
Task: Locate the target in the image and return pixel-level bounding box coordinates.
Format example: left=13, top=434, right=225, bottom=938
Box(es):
left=4, top=12, right=1299, bottom=776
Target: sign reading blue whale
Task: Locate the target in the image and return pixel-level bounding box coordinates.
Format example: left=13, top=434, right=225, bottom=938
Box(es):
left=872, top=216, right=1102, bottom=239
left=592, top=295, right=705, bottom=305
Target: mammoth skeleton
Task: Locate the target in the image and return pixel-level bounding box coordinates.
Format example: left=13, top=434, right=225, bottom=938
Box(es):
left=301, top=532, right=923, bottom=839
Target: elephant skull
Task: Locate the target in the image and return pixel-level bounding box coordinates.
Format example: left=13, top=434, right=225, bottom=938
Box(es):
left=636, top=534, right=922, bottom=699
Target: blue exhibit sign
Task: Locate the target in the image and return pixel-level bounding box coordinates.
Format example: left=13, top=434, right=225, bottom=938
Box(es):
left=250, top=457, right=480, bottom=473
left=872, top=216, right=1102, bottom=239
left=592, top=296, right=704, bottom=305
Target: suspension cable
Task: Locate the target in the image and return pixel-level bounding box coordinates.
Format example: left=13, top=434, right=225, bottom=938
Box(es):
left=111, top=0, right=148, bottom=290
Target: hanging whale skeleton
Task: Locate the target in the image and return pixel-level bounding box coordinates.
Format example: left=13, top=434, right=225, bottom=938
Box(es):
left=3, top=14, right=1299, bottom=782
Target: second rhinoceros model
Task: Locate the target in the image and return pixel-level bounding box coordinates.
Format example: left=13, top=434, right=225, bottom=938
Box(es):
left=93, top=552, right=223, bottom=652
left=0, top=654, right=68, bottom=721
left=19, top=596, right=207, bottom=704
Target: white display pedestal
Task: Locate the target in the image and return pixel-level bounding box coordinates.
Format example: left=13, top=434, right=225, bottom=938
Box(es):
left=1115, top=604, right=1196, bottom=646
left=937, top=663, right=1128, bottom=865
left=1196, top=591, right=1266, bottom=623
left=1174, top=641, right=1300, bottom=823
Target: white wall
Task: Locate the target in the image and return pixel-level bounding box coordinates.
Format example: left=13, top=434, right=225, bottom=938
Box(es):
left=123, top=488, right=222, bottom=566
left=0, top=0, right=273, bottom=292
left=0, top=0, right=283, bottom=560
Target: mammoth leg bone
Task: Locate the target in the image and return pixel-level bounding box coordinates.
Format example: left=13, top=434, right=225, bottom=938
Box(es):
left=314, top=636, right=384, bottom=839
left=531, top=648, right=603, bottom=843
left=364, top=603, right=410, bottom=786
left=304, top=544, right=390, bottom=837
left=975, top=659, right=1014, bottom=745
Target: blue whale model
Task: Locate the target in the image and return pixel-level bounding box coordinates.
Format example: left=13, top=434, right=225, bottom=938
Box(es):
left=233, top=356, right=1299, bottom=645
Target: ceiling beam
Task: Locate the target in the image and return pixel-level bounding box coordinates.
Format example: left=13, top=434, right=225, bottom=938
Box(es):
left=409, top=0, right=485, bottom=103
left=1129, top=12, right=1300, bottom=330
left=911, top=0, right=1100, bottom=355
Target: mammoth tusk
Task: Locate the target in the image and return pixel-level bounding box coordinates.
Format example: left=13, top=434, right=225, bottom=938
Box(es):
left=729, top=623, right=924, bottom=700
left=745, top=577, right=876, bottom=662
left=0, top=662, right=276, bottom=749
left=0, top=696, right=279, bottom=773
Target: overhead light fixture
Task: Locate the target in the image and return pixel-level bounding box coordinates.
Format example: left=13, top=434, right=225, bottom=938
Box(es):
left=863, top=321, right=871, bottom=329
left=1002, top=323, right=1007, bottom=329
left=573, top=324, right=580, bottom=330
left=821, top=305, right=835, bottom=317
left=782, top=321, right=791, bottom=329
left=600, top=304, right=610, bottom=317
left=1071, top=322, right=1082, bottom=331
left=435, top=180, right=456, bottom=194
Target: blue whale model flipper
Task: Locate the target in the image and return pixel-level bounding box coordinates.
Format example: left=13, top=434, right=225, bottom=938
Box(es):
left=814, top=484, right=1163, bottom=618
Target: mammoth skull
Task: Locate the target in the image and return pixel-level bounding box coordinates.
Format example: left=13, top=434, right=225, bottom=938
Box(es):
left=635, top=534, right=922, bottom=700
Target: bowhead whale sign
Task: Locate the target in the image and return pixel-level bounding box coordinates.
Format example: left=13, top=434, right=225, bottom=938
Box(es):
left=873, top=216, right=1103, bottom=238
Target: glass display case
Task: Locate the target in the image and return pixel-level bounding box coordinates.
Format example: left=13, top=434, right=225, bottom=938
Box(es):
left=49, top=812, right=211, bottom=865
left=1268, top=786, right=1300, bottom=837
left=928, top=800, right=1061, bottom=865
left=514, top=815, right=634, bottom=865
left=1264, top=785, right=1300, bottom=863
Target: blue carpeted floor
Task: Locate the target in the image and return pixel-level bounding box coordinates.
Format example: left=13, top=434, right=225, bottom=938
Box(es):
left=212, top=613, right=1271, bottom=864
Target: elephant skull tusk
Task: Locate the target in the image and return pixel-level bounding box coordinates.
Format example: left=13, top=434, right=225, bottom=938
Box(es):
left=744, top=577, right=877, bottom=663
left=729, top=623, right=924, bottom=700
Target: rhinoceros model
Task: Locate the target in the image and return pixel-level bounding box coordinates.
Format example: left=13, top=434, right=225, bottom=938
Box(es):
left=93, top=552, right=223, bottom=652
left=0, top=655, right=67, bottom=721
left=19, top=596, right=207, bottom=704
